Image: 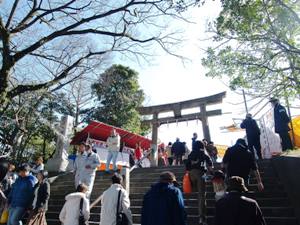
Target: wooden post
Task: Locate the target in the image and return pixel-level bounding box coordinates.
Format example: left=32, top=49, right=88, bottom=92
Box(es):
left=151, top=113, right=159, bottom=166
left=200, top=104, right=211, bottom=141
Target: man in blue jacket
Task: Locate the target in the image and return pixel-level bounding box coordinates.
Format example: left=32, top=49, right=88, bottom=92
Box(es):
left=270, top=98, right=293, bottom=151
left=8, top=164, right=35, bottom=225
left=141, top=171, right=187, bottom=225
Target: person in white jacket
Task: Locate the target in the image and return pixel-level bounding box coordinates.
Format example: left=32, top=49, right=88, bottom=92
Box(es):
left=74, top=143, right=86, bottom=188
left=31, top=156, right=44, bottom=175
left=59, top=184, right=90, bottom=225
left=100, top=173, right=132, bottom=225
left=78, top=143, right=101, bottom=199
left=105, top=129, right=121, bottom=172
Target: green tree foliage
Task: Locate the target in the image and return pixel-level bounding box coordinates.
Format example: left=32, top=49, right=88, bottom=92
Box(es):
left=202, top=0, right=300, bottom=98
left=87, top=65, right=148, bottom=134
left=0, top=92, right=74, bottom=161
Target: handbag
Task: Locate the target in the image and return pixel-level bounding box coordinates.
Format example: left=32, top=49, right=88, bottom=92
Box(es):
left=116, top=190, right=129, bottom=225
left=0, top=209, right=8, bottom=224
left=183, top=171, right=192, bottom=194
left=26, top=210, right=47, bottom=225
left=78, top=198, right=86, bottom=225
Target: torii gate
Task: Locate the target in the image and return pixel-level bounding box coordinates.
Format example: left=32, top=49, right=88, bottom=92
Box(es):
left=139, top=92, right=226, bottom=165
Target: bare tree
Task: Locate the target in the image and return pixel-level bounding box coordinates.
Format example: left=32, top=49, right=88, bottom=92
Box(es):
left=0, top=0, right=184, bottom=113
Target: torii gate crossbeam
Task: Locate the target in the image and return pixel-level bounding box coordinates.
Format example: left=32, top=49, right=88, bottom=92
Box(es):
left=139, top=92, right=226, bottom=165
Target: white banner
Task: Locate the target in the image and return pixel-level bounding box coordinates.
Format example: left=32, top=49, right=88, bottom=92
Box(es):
left=258, top=109, right=282, bottom=158
left=88, top=138, right=130, bottom=167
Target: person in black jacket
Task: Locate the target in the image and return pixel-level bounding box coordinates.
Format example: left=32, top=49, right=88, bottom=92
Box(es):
left=215, top=176, right=266, bottom=225
left=270, top=98, right=293, bottom=151
left=171, top=138, right=185, bottom=165
left=187, top=140, right=213, bottom=225
left=27, top=170, right=50, bottom=225
left=222, top=139, right=264, bottom=192
left=241, top=113, right=262, bottom=159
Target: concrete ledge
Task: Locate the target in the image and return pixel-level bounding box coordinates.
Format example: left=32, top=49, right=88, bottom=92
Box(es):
left=272, top=156, right=300, bottom=224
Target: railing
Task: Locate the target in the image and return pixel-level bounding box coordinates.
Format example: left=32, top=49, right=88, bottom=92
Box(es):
left=90, top=149, right=152, bottom=209
left=129, top=149, right=152, bottom=173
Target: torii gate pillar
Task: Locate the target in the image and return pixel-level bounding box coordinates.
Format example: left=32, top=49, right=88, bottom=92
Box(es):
left=151, top=113, right=159, bottom=166
left=201, top=104, right=211, bottom=141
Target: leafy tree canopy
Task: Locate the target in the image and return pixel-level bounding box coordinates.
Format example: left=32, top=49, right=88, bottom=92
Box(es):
left=86, top=64, right=148, bottom=135
left=202, top=0, right=300, bottom=99
left=0, top=91, right=74, bottom=161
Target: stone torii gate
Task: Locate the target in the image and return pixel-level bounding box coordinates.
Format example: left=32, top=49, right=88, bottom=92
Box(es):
left=139, top=92, right=226, bottom=165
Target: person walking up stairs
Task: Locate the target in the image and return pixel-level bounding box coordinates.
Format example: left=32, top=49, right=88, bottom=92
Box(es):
left=129, top=160, right=299, bottom=225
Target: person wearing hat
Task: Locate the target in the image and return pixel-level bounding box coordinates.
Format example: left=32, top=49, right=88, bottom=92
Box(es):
left=240, top=113, right=262, bottom=159
left=270, top=98, right=293, bottom=151
left=141, top=171, right=187, bottom=225
left=215, top=176, right=266, bottom=225
left=7, top=164, right=36, bottom=225
left=222, top=139, right=264, bottom=191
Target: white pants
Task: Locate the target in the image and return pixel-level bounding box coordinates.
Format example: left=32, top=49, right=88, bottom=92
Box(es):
left=76, top=173, right=96, bottom=199
left=105, top=151, right=119, bottom=171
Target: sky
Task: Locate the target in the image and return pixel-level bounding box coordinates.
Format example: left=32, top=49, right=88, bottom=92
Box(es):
left=117, top=1, right=300, bottom=149
left=118, top=1, right=249, bottom=148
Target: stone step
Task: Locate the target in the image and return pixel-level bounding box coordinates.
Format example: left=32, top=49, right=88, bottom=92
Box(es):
left=206, top=206, right=295, bottom=217
left=51, top=174, right=279, bottom=187
left=130, top=170, right=275, bottom=178
left=50, top=191, right=288, bottom=201
left=123, top=197, right=292, bottom=208
left=50, top=183, right=285, bottom=197
left=131, top=176, right=280, bottom=185
left=206, top=216, right=299, bottom=225
left=46, top=213, right=200, bottom=225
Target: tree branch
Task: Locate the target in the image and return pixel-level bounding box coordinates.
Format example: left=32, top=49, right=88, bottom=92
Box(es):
left=8, top=50, right=108, bottom=98
left=12, top=0, right=141, bottom=62
left=5, top=0, right=20, bottom=29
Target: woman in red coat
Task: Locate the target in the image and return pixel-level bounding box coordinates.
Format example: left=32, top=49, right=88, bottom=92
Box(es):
left=135, top=143, right=143, bottom=162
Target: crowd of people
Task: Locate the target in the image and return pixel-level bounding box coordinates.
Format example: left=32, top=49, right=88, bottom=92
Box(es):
left=0, top=158, right=50, bottom=225
left=156, top=134, right=219, bottom=167
left=0, top=98, right=292, bottom=225
left=141, top=136, right=267, bottom=225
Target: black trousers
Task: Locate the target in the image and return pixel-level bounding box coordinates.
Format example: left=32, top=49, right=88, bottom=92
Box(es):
left=278, top=132, right=293, bottom=151
left=248, top=136, right=262, bottom=159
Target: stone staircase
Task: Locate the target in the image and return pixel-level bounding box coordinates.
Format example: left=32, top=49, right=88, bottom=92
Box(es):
left=46, top=172, right=112, bottom=225
left=125, top=159, right=299, bottom=225
left=46, top=159, right=299, bottom=225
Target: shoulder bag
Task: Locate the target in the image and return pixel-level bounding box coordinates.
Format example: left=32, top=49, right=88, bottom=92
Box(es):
left=79, top=198, right=86, bottom=225
left=116, top=190, right=129, bottom=225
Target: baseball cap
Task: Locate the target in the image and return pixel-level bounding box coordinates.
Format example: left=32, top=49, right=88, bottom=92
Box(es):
left=269, top=97, right=279, bottom=102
